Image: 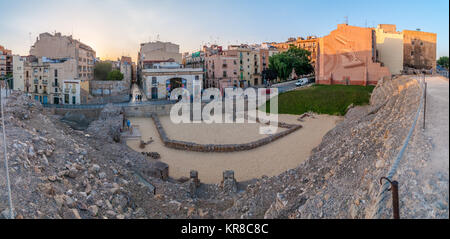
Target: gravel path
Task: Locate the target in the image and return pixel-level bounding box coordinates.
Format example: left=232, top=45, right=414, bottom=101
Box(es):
left=398, top=76, right=449, bottom=218
left=421, top=76, right=449, bottom=218
left=424, top=76, right=449, bottom=178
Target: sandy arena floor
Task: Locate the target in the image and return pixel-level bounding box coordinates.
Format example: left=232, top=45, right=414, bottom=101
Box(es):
left=126, top=113, right=342, bottom=184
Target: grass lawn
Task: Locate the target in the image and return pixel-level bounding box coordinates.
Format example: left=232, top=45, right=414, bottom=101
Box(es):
left=262, top=84, right=375, bottom=116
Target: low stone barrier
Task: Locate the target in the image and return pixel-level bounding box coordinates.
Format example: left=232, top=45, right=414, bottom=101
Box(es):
left=150, top=113, right=302, bottom=153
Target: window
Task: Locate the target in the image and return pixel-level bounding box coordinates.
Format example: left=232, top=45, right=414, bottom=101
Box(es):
left=223, top=71, right=227, bottom=77
left=152, top=77, right=157, bottom=85
left=54, top=69, right=58, bottom=77
left=411, top=51, right=414, bottom=56
left=195, top=75, right=199, bottom=81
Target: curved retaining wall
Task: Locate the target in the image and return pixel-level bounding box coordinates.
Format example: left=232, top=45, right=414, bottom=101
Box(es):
left=150, top=114, right=302, bottom=153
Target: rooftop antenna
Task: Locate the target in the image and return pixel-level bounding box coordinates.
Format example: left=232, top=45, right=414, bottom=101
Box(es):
left=156, top=34, right=160, bottom=41
left=345, top=16, right=348, bottom=25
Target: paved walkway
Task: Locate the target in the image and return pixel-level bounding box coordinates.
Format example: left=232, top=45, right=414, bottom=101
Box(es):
left=424, top=76, right=449, bottom=178
left=421, top=76, right=449, bottom=218
left=399, top=76, right=449, bottom=218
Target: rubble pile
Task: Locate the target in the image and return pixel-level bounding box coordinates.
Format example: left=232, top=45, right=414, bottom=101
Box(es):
left=0, top=93, right=185, bottom=218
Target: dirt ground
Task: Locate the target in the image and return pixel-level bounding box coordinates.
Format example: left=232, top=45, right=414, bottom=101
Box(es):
left=126, top=113, right=342, bottom=184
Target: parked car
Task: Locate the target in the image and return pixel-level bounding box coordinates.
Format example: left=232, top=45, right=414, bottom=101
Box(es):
left=295, top=78, right=308, bottom=86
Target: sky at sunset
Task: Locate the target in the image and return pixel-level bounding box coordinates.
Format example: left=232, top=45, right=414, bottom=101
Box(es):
left=1, top=0, right=448, bottom=62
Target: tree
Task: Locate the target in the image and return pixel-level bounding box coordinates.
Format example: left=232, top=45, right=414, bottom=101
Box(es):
left=107, top=70, right=124, bottom=81
left=437, top=56, right=449, bottom=70
left=268, top=46, right=313, bottom=81
left=262, top=68, right=278, bottom=85
left=286, top=47, right=314, bottom=77
left=94, top=62, right=112, bottom=81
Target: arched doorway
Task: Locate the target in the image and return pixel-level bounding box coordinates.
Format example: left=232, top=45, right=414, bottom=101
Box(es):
left=166, top=77, right=187, bottom=95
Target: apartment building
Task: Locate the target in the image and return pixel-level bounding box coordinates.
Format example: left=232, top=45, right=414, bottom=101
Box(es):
left=0, top=45, right=12, bottom=79
left=228, top=44, right=262, bottom=87
left=183, top=51, right=206, bottom=86
left=183, top=51, right=205, bottom=69
left=29, top=32, right=96, bottom=97
left=259, top=43, right=279, bottom=71
left=269, top=36, right=319, bottom=67
left=12, top=55, right=27, bottom=91
left=138, top=41, right=182, bottom=85
left=204, top=48, right=240, bottom=90
left=26, top=57, right=80, bottom=104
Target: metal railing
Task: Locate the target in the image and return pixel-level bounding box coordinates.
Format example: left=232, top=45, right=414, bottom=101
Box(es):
left=437, top=70, right=449, bottom=78
left=371, top=75, right=426, bottom=219
left=43, top=98, right=176, bottom=109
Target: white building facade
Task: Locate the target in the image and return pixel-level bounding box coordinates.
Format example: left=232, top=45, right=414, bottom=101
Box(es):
left=12, top=55, right=26, bottom=91
left=141, top=63, right=203, bottom=100
left=62, top=79, right=81, bottom=104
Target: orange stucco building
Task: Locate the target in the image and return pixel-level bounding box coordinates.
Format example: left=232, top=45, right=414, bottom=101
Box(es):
left=316, top=24, right=391, bottom=86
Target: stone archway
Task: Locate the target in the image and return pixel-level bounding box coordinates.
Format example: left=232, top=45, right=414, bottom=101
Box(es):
left=166, top=77, right=186, bottom=93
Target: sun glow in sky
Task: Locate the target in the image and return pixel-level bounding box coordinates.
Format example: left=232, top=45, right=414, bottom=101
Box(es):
left=1, top=0, right=448, bottom=62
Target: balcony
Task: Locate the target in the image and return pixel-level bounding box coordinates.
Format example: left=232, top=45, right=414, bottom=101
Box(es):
left=34, top=79, right=39, bottom=84
left=52, top=82, right=59, bottom=87
left=42, top=80, right=48, bottom=85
